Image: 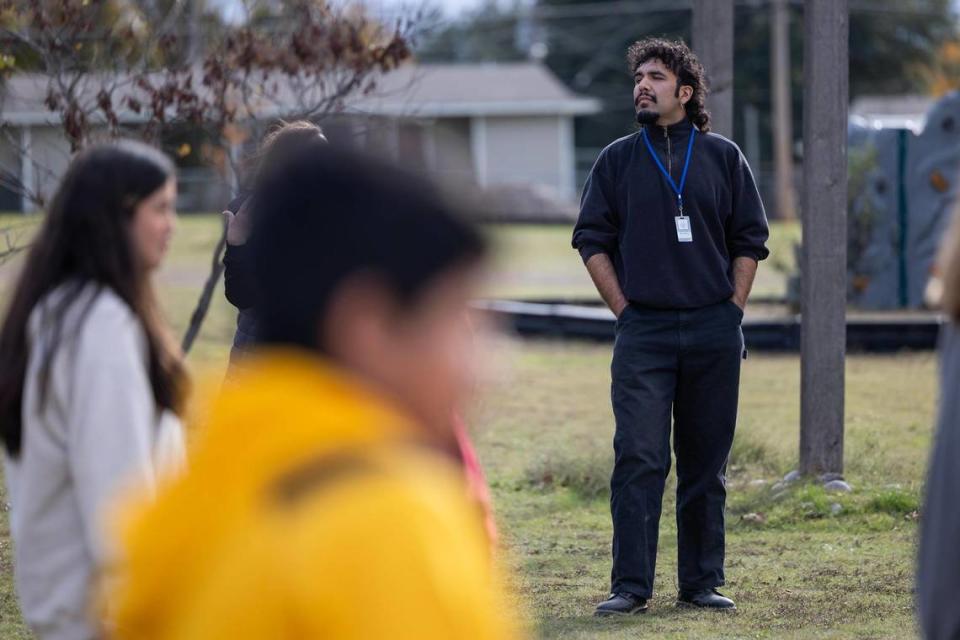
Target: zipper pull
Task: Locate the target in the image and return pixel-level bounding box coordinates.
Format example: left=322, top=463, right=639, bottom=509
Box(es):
left=664, top=126, right=672, bottom=177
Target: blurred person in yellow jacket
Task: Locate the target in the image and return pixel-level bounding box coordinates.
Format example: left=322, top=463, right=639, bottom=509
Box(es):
left=107, top=145, right=524, bottom=640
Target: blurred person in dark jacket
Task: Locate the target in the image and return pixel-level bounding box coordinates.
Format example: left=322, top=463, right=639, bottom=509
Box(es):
left=222, top=121, right=327, bottom=366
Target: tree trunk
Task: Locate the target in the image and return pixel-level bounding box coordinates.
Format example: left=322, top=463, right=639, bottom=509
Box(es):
left=771, top=0, right=798, bottom=221
left=800, top=0, right=848, bottom=475
left=692, top=0, right=734, bottom=138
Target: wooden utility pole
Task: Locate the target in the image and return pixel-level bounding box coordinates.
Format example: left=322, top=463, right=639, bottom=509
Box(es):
left=771, top=0, right=798, bottom=220
left=692, top=0, right=734, bottom=138
left=800, top=0, right=848, bottom=475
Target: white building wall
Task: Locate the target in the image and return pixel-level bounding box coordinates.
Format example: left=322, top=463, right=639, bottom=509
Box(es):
left=0, top=111, right=581, bottom=212
left=430, top=118, right=474, bottom=185
left=29, top=126, right=73, bottom=209
left=0, top=133, right=22, bottom=211
left=481, top=116, right=564, bottom=195
left=557, top=115, right=575, bottom=201
left=0, top=125, right=73, bottom=212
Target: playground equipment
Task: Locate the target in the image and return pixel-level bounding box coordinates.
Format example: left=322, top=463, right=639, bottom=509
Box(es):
left=846, top=91, right=960, bottom=309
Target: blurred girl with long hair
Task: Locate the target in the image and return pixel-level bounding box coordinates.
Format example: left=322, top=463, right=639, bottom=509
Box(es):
left=0, top=140, right=187, bottom=639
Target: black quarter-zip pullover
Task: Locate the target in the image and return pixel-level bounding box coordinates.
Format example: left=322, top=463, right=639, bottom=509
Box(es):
left=572, top=118, right=770, bottom=309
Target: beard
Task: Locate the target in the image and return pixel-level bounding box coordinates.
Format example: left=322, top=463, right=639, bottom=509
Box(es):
left=635, top=110, right=659, bottom=125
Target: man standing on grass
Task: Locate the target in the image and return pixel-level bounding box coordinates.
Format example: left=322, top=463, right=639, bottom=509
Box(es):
left=572, top=37, right=769, bottom=616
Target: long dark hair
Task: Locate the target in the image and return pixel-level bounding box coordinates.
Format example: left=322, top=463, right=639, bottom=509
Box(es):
left=0, top=140, right=187, bottom=457
left=627, top=37, right=712, bottom=133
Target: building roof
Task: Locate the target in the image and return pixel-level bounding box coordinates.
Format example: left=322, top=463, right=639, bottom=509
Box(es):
left=0, top=62, right=600, bottom=126
left=349, top=63, right=601, bottom=118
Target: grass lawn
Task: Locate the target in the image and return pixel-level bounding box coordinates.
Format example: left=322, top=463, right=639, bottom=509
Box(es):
left=476, top=341, right=931, bottom=639
left=0, top=215, right=933, bottom=639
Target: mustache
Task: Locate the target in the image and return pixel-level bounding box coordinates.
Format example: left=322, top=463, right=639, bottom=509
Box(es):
left=635, top=92, right=657, bottom=104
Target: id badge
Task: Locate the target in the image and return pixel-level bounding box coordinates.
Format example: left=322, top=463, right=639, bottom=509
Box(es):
left=675, top=216, right=693, bottom=243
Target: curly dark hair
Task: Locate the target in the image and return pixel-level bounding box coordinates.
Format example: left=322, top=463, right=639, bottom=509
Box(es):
left=627, top=37, right=711, bottom=133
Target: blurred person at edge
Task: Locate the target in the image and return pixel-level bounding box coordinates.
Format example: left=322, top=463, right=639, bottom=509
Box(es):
left=224, top=120, right=498, bottom=543
left=918, top=199, right=960, bottom=640
left=220, top=120, right=328, bottom=367
left=108, top=145, right=524, bottom=640
left=0, top=141, right=188, bottom=640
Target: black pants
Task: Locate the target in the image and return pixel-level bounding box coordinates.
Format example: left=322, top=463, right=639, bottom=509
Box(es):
left=609, top=299, right=744, bottom=599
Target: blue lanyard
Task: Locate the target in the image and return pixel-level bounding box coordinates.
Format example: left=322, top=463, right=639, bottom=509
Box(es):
left=641, top=126, right=696, bottom=217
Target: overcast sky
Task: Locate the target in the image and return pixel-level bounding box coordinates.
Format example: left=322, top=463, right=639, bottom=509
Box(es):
left=213, top=0, right=960, bottom=25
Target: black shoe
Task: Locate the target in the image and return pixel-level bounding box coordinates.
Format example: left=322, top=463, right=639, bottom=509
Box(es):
left=594, top=592, right=648, bottom=616
left=677, top=588, right=736, bottom=610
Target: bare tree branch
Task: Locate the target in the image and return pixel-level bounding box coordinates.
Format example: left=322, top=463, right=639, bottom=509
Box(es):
left=181, top=218, right=227, bottom=354
left=0, top=0, right=417, bottom=353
